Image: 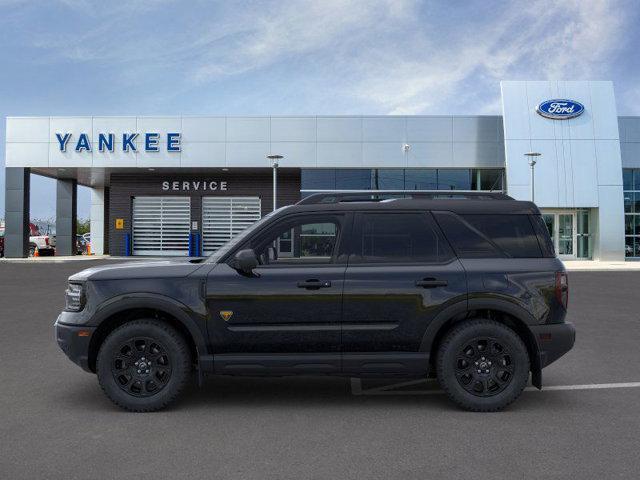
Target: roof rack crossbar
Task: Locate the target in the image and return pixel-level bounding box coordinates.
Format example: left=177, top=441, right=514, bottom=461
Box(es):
left=297, top=190, right=512, bottom=205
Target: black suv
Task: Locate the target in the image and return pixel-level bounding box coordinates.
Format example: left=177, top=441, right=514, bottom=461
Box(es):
left=55, top=192, right=575, bottom=412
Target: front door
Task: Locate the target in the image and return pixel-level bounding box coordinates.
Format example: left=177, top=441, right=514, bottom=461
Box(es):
left=205, top=212, right=350, bottom=374
left=341, top=211, right=467, bottom=375
left=541, top=211, right=578, bottom=259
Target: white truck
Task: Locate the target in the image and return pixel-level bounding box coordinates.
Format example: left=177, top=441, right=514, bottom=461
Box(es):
left=29, top=223, right=55, bottom=256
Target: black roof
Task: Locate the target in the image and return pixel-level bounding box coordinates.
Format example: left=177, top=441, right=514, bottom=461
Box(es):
left=288, top=191, right=540, bottom=215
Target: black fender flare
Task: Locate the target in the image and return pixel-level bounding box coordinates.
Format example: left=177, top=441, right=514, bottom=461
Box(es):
left=419, top=297, right=542, bottom=387
left=89, top=293, right=209, bottom=357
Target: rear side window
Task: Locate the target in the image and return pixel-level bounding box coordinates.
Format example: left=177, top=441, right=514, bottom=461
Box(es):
left=461, top=215, right=542, bottom=258
left=352, top=212, right=453, bottom=263
left=433, top=212, right=502, bottom=258
left=529, top=214, right=556, bottom=257
left=434, top=212, right=543, bottom=258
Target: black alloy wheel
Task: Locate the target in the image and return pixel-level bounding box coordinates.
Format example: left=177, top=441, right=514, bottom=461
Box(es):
left=97, top=319, right=191, bottom=412
left=437, top=319, right=529, bottom=412
left=110, top=336, right=172, bottom=398
left=454, top=337, right=514, bottom=397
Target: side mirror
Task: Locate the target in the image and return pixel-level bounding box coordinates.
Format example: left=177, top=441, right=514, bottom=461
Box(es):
left=232, top=249, right=259, bottom=276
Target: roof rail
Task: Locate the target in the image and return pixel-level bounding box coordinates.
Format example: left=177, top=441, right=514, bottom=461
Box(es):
left=297, top=190, right=513, bottom=205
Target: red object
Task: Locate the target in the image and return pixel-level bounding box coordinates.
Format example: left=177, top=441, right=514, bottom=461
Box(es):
left=555, top=271, right=569, bottom=309
left=45, top=237, right=50, bottom=246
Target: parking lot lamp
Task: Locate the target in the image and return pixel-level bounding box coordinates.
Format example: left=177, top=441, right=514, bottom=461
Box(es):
left=267, top=154, right=283, bottom=212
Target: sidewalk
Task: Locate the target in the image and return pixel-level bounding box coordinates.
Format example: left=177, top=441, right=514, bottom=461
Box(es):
left=562, top=260, right=640, bottom=271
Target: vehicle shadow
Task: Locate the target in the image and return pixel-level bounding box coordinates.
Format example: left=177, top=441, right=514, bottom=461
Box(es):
left=56, top=373, right=575, bottom=413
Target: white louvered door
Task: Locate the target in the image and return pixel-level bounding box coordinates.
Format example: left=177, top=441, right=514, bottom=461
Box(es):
left=202, top=197, right=261, bottom=254
left=132, top=196, right=191, bottom=256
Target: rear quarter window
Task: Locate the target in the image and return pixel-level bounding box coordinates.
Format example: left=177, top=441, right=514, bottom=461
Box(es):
left=434, top=212, right=543, bottom=258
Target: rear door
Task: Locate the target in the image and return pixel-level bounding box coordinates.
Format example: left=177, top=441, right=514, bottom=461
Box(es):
left=341, top=211, right=467, bottom=375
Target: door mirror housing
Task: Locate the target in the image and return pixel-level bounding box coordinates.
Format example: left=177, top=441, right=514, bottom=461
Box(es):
left=232, top=249, right=259, bottom=276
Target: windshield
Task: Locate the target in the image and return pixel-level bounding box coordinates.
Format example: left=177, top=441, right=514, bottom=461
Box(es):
left=205, top=206, right=290, bottom=263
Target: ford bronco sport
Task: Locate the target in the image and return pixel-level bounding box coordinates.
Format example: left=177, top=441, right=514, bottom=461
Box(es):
left=55, top=192, right=575, bottom=412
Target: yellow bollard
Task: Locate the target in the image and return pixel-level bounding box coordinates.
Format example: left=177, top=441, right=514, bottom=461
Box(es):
left=87, top=242, right=91, bottom=256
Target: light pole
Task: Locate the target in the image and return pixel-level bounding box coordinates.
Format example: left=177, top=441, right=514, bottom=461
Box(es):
left=267, top=154, right=283, bottom=212
left=525, top=152, right=541, bottom=202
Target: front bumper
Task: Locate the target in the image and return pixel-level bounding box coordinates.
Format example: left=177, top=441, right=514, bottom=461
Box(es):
left=530, top=322, right=576, bottom=368
left=55, top=315, right=96, bottom=373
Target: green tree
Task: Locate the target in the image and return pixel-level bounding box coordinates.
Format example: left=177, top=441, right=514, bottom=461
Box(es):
left=77, top=218, right=91, bottom=236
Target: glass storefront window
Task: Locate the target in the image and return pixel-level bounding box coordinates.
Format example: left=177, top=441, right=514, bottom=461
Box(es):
left=471, top=169, right=504, bottom=191
left=372, top=169, right=404, bottom=189
left=301, top=168, right=505, bottom=193
left=437, top=169, right=471, bottom=190
left=301, top=169, right=336, bottom=190
left=624, top=192, right=634, bottom=213
left=623, top=169, right=634, bottom=190
left=335, top=169, right=371, bottom=190
left=625, top=215, right=634, bottom=236
left=623, top=169, right=640, bottom=259
left=405, top=169, right=438, bottom=190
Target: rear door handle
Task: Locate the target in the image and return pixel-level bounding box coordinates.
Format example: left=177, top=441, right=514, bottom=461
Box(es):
left=297, top=279, right=332, bottom=290
left=415, top=278, right=448, bottom=288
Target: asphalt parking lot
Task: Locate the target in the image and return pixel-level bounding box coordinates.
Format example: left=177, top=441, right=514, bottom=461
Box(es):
left=1, top=261, right=639, bottom=479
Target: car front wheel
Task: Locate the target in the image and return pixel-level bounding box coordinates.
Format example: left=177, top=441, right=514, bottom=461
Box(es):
left=436, top=319, right=530, bottom=412
left=96, top=319, right=191, bottom=412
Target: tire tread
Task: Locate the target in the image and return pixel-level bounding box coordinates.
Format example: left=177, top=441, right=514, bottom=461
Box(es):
left=96, top=319, right=191, bottom=412
left=436, top=319, right=530, bottom=412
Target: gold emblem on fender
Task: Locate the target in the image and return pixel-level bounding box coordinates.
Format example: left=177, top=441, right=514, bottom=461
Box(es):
left=219, top=311, right=233, bottom=321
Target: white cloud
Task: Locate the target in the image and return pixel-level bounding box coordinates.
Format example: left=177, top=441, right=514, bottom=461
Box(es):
left=10, top=0, right=632, bottom=114
left=347, top=0, right=629, bottom=113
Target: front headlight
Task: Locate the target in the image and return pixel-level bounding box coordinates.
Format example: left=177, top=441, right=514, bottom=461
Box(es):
left=65, top=283, right=85, bottom=312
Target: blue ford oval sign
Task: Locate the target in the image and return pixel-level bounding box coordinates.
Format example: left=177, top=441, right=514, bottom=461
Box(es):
left=536, top=99, right=584, bottom=120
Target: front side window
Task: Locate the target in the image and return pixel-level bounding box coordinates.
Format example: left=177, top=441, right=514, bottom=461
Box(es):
left=250, top=215, right=342, bottom=265
left=353, top=212, right=453, bottom=264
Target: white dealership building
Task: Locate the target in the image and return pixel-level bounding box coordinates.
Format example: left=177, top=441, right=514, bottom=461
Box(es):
left=4, top=80, right=640, bottom=260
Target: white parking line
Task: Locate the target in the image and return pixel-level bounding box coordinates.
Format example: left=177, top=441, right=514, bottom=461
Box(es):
left=350, top=378, right=640, bottom=396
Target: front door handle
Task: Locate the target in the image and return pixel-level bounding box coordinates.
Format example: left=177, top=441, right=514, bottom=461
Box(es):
left=297, top=279, right=332, bottom=290
left=415, top=278, right=448, bottom=288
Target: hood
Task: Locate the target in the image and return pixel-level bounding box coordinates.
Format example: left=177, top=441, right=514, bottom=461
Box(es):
left=68, top=258, right=206, bottom=282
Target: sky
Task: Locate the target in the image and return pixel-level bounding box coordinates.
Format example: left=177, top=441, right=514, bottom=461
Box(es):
left=1, top=0, right=639, bottom=220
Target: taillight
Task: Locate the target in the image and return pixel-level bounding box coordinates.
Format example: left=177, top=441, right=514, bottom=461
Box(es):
left=45, top=237, right=50, bottom=246
left=555, top=271, right=569, bottom=309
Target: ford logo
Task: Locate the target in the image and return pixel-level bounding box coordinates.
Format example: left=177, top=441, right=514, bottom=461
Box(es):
left=536, top=99, right=584, bottom=120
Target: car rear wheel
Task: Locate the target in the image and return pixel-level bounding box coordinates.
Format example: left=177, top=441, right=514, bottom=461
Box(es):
left=96, top=319, right=191, bottom=412
left=436, top=319, right=529, bottom=412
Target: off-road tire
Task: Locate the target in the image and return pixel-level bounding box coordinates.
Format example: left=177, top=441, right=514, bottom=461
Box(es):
left=96, top=319, right=191, bottom=412
left=436, top=319, right=529, bottom=412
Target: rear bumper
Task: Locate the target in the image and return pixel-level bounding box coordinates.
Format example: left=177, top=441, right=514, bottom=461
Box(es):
left=530, top=322, right=576, bottom=368
left=55, top=316, right=96, bottom=373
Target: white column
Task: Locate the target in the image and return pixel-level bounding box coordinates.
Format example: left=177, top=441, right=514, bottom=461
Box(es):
left=90, top=187, right=105, bottom=255
left=597, top=186, right=625, bottom=261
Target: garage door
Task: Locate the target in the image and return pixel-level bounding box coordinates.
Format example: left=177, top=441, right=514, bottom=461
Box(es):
left=202, top=197, right=261, bottom=254
left=132, top=196, right=191, bottom=256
